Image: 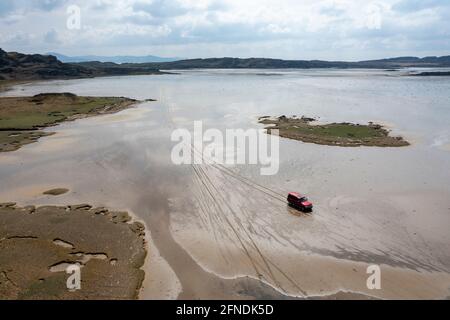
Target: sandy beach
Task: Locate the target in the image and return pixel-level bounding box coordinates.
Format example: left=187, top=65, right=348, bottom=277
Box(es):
left=1, top=70, right=449, bottom=300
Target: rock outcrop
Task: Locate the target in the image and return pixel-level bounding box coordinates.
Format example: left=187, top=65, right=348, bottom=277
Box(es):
left=0, top=48, right=164, bottom=81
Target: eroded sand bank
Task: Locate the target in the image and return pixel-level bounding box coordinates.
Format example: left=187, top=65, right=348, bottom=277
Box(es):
left=0, top=202, right=146, bottom=299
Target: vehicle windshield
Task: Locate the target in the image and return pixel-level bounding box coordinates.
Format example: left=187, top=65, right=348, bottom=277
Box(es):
left=300, top=197, right=308, bottom=202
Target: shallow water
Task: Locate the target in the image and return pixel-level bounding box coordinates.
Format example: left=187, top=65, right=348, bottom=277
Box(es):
left=1, top=69, right=450, bottom=299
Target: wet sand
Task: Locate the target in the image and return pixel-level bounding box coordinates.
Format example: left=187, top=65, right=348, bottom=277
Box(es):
left=1, top=108, right=447, bottom=300
left=169, top=161, right=450, bottom=299
left=1, top=73, right=449, bottom=300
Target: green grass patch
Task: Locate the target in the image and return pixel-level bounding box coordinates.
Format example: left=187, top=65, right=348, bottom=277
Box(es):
left=285, top=123, right=385, bottom=139
left=0, top=93, right=137, bottom=152
left=0, top=95, right=125, bottom=130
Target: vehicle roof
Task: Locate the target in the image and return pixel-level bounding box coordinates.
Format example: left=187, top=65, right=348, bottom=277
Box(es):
left=288, top=192, right=305, bottom=198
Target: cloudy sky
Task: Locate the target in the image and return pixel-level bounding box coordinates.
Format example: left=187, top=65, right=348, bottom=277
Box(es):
left=0, top=0, right=449, bottom=60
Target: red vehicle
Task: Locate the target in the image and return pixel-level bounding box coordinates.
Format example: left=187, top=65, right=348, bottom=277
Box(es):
left=287, top=192, right=313, bottom=212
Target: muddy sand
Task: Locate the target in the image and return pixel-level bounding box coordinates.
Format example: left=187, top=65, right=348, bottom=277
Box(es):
left=1, top=76, right=448, bottom=300
left=0, top=202, right=146, bottom=300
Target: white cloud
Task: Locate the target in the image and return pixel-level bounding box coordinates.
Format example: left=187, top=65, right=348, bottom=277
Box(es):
left=0, top=0, right=449, bottom=60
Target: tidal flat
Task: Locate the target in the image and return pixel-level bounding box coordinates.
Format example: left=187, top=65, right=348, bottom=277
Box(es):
left=0, top=69, right=449, bottom=299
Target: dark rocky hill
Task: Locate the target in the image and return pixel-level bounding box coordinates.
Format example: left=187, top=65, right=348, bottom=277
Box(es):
left=0, top=48, right=94, bottom=80
left=0, top=48, right=164, bottom=81
left=119, top=56, right=450, bottom=70
left=2, top=48, right=449, bottom=81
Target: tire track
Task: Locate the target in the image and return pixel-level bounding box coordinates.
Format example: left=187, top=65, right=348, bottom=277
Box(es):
left=193, top=160, right=307, bottom=295
left=164, top=92, right=308, bottom=295
left=191, top=162, right=262, bottom=277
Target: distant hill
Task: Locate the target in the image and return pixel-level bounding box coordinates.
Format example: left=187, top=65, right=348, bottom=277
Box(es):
left=2, top=48, right=450, bottom=82
left=0, top=48, right=165, bottom=81
left=0, top=48, right=93, bottom=80
left=48, top=52, right=181, bottom=64
left=134, top=56, right=450, bottom=70
left=359, top=56, right=450, bottom=67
